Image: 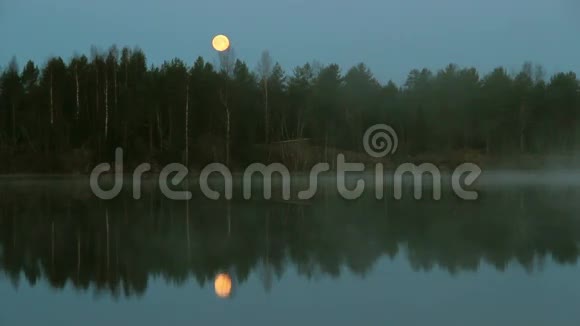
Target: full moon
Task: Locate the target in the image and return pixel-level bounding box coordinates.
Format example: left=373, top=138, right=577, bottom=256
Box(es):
left=214, top=273, right=232, bottom=298
left=212, top=34, right=230, bottom=52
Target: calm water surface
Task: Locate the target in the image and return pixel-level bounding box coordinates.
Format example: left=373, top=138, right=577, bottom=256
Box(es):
left=0, top=175, right=579, bottom=325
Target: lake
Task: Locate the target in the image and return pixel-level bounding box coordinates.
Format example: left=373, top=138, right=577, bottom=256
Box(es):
left=0, top=174, right=579, bottom=325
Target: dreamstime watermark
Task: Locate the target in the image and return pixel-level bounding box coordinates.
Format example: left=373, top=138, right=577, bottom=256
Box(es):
left=90, top=124, right=482, bottom=201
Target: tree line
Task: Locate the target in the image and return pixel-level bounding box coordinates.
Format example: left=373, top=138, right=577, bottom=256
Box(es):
left=1, top=45, right=579, bottom=172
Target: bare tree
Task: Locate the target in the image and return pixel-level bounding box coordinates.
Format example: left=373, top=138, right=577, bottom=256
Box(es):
left=257, top=50, right=272, bottom=143
left=74, top=59, right=80, bottom=120
left=109, top=46, right=119, bottom=110
left=49, top=68, right=54, bottom=125
left=185, top=84, right=189, bottom=166
left=218, top=48, right=235, bottom=166
left=105, top=68, right=109, bottom=141
left=90, top=47, right=100, bottom=116
left=104, top=47, right=119, bottom=143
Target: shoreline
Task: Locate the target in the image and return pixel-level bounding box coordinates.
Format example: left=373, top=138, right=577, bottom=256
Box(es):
left=2, top=168, right=580, bottom=179
left=2, top=152, right=580, bottom=177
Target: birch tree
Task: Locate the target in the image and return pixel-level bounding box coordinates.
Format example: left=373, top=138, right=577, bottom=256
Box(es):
left=257, top=50, right=272, bottom=143
left=106, top=46, right=119, bottom=141
left=219, top=48, right=235, bottom=166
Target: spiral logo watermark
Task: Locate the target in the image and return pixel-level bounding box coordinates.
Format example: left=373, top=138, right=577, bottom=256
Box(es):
left=363, top=124, right=398, bottom=158
left=90, top=124, right=482, bottom=201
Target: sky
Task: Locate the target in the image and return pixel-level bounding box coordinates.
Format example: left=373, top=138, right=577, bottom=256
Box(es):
left=0, top=0, right=579, bottom=84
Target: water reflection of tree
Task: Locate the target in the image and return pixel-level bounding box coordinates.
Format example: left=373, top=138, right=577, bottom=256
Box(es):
left=0, top=184, right=579, bottom=298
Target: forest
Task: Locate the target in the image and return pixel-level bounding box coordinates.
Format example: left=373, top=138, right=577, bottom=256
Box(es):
left=0, top=45, right=579, bottom=173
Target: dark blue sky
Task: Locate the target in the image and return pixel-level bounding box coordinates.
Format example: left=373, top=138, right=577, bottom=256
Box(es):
left=1, top=0, right=579, bottom=83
